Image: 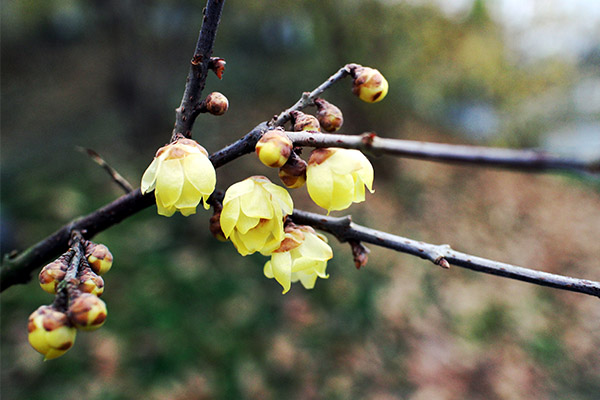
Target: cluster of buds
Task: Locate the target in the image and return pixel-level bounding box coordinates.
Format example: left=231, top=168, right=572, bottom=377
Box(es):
left=28, top=235, right=111, bottom=360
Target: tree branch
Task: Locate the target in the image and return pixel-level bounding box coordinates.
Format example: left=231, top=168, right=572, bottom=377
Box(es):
left=78, top=147, right=134, bottom=193
left=172, top=0, right=226, bottom=140
left=286, top=131, right=600, bottom=175
left=269, top=63, right=356, bottom=127
left=290, top=209, right=600, bottom=298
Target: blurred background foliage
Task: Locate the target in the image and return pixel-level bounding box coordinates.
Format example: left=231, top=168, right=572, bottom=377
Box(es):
left=2, top=0, right=600, bottom=399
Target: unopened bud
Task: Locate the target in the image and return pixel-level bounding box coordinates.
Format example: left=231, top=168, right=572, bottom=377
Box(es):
left=39, top=259, right=68, bottom=294
left=78, top=269, right=105, bottom=297
left=315, top=98, right=343, bottom=132
left=291, top=111, right=320, bottom=132
left=87, top=244, right=113, bottom=275
left=205, top=92, right=229, bottom=116
left=255, top=130, right=293, bottom=168
left=278, top=153, right=307, bottom=189
left=209, top=57, right=226, bottom=80
left=209, top=206, right=227, bottom=242
left=68, top=293, right=107, bottom=331
left=352, top=66, right=388, bottom=103
left=28, top=305, right=77, bottom=360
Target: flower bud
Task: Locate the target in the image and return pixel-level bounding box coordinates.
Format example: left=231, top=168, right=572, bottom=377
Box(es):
left=28, top=306, right=77, bottom=360
left=352, top=66, right=388, bottom=103
left=209, top=57, right=226, bottom=80
left=255, top=130, right=293, bottom=168
left=87, top=244, right=113, bottom=275
left=68, top=293, right=107, bottom=331
left=78, top=269, right=105, bottom=296
left=315, top=98, right=343, bottom=132
left=39, top=259, right=68, bottom=294
left=205, top=92, right=229, bottom=116
left=291, top=111, right=320, bottom=132
left=278, top=153, right=307, bottom=189
left=209, top=206, right=227, bottom=242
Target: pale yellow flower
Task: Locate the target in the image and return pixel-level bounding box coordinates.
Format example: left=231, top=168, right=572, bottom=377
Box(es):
left=141, top=138, right=216, bottom=216
left=220, top=176, right=293, bottom=256
left=28, top=306, right=77, bottom=360
left=306, top=148, right=374, bottom=212
left=264, top=225, right=332, bottom=294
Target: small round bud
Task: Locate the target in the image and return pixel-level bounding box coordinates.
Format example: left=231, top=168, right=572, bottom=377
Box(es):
left=255, top=130, right=293, bottom=168
left=352, top=66, right=388, bottom=103
left=209, top=207, right=227, bottom=242
left=28, top=306, right=77, bottom=360
left=315, top=98, right=343, bottom=132
left=278, top=153, right=307, bottom=189
left=87, top=244, right=113, bottom=275
left=291, top=111, right=320, bottom=132
left=68, top=293, right=107, bottom=331
left=205, top=92, right=229, bottom=116
left=39, top=259, right=68, bottom=294
left=78, top=270, right=105, bottom=296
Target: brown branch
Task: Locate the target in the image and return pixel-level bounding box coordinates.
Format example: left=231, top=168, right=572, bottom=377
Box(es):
left=78, top=147, right=134, bottom=193
left=269, top=63, right=358, bottom=128
left=290, top=209, right=600, bottom=298
left=171, top=0, right=226, bottom=140
left=286, top=131, right=600, bottom=175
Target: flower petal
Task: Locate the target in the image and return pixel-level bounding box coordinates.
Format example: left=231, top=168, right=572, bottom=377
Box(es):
left=223, top=178, right=255, bottom=205
left=141, top=158, right=160, bottom=193
left=263, top=182, right=294, bottom=215
left=155, top=159, right=184, bottom=207
left=220, top=197, right=240, bottom=237
left=241, top=187, right=274, bottom=219
left=183, top=153, right=216, bottom=195
left=329, top=172, right=355, bottom=211
left=306, top=163, right=334, bottom=211
left=236, top=213, right=260, bottom=234
left=271, top=252, right=292, bottom=294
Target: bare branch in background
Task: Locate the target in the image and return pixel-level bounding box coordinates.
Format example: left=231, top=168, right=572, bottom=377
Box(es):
left=77, top=147, right=134, bottom=193
left=291, top=209, right=600, bottom=298
left=286, top=131, right=600, bottom=175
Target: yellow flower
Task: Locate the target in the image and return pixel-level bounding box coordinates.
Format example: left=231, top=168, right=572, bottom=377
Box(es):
left=141, top=138, right=216, bottom=217
left=263, top=225, right=332, bottom=294
left=28, top=306, right=77, bottom=360
left=306, top=148, right=374, bottom=212
left=220, top=176, right=293, bottom=256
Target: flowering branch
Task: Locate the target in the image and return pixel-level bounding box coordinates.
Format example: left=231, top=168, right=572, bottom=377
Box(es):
left=290, top=209, right=600, bottom=298
left=286, top=131, right=600, bottom=175
left=171, top=0, right=226, bottom=140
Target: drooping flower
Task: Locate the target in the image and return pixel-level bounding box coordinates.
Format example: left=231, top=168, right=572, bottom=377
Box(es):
left=306, top=148, right=374, bottom=213
left=141, top=138, right=216, bottom=217
left=220, top=176, right=293, bottom=256
left=28, top=306, right=77, bottom=360
left=263, top=224, right=333, bottom=294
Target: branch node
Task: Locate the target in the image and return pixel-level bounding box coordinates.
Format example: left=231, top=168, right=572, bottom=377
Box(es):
left=349, top=240, right=370, bottom=269
left=435, top=257, right=451, bottom=269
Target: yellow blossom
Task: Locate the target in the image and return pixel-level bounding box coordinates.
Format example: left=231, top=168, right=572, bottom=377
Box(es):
left=141, top=138, right=216, bottom=217
left=263, top=225, right=332, bottom=294
left=220, top=176, right=293, bottom=256
left=28, top=306, right=77, bottom=360
left=306, top=148, right=374, bottom=212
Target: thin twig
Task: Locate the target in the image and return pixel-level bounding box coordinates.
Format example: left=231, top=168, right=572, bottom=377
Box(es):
left=290, top=209, right=600, bottom=298
left=269, top=63, right=357, bottom=128
left=77, top=147, right=134, bottom=193
left=171, top=0, right=226, bottom=141
left=286, top=131, right=600, bottom=175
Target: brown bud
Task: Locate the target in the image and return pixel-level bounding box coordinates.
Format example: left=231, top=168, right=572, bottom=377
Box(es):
left=209, top=57, right=226, bottom=79
left=205, top=92, right=229, bottom=116
left=278, top=152, right=307, bottom=189
left=68, top=293, right=107, bottom=331
left=209, top=206, right=227, bottom=242
left=39, top=259, right=68, bottom=294
left=255, top=130, right=293, bottom=168
left=314, top=98, right=343, bottom=132
left=78, top=269, right=105, bottom=296
left=291, top=111, right=320, bottom=132
left=86, top=244, right=113, bottom=275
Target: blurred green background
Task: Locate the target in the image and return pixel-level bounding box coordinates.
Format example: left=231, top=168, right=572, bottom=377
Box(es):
left=2, top=0, right=600, bottom=399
